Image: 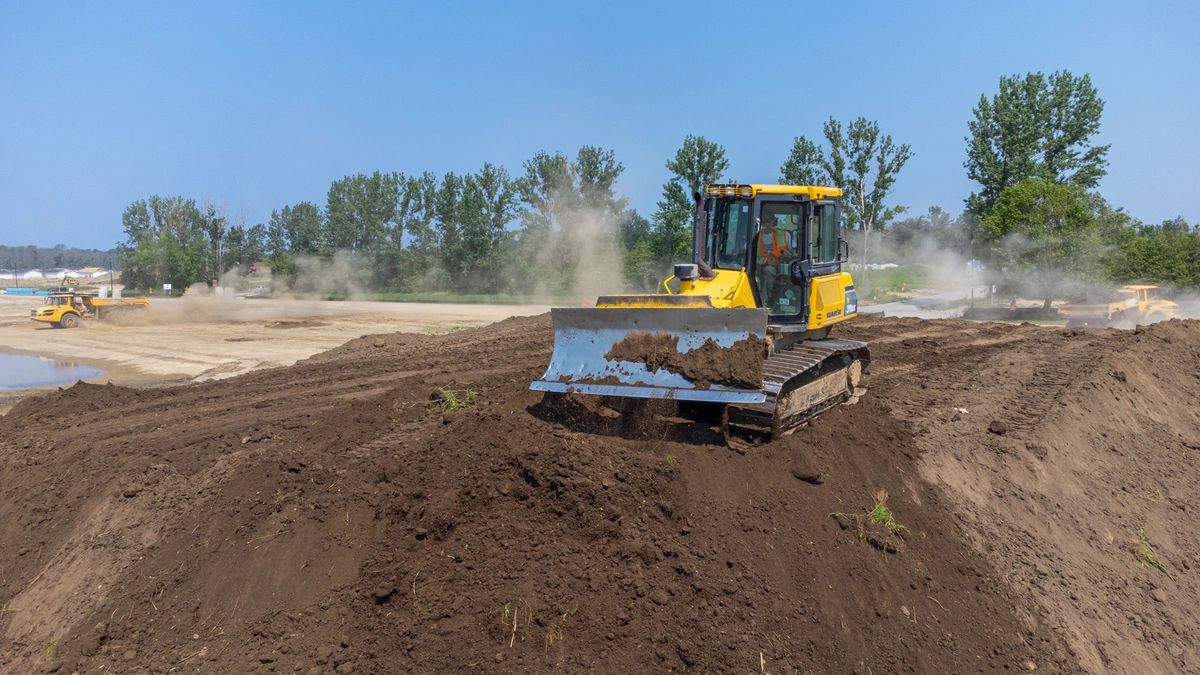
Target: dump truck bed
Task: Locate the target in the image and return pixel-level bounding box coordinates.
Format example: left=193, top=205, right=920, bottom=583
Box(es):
left=88, top=297, right=150, bottom=308
left=1057, top=296, right=1139, bottom=320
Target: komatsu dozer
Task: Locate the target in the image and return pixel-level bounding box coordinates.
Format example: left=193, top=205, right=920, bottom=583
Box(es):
left=531, top=184, right=869, bottom=446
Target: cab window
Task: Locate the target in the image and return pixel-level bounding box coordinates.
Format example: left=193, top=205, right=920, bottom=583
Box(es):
left=755, top=202, right=805, bottom=317
left=812, top=203, right=838, bottom=262
left=759, top=202, right=804, bottom=260
left=710, top=199, right=750, bottom=269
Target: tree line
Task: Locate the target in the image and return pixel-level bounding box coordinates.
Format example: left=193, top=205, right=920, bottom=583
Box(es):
left=117, top=69, right=1198, bottom=300
left=119, top=151, right=639, bottom=295
left=115, top=132, right=914, bottom=296
left=1, top=244, right=118, bottom=272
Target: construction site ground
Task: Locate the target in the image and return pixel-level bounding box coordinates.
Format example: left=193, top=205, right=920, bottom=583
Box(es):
left=2, top=310, right=1199, bottom=674
left=0, top=294, right=549, bottom=414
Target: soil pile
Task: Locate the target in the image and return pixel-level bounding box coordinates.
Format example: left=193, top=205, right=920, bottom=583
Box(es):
left=853, top=318, right=1200, bottom=674
left=1, top=314, right=1198, bottom=674
left=604, top=331, right=768, bottom=389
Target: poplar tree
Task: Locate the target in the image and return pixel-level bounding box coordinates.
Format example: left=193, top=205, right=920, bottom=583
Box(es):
left=965, top=70, right=1109, bottom=216
left=781, top=117, right=912, bottom=272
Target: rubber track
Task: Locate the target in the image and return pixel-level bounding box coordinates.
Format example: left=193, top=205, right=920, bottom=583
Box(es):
left=726, top=338, right=871, bottom=436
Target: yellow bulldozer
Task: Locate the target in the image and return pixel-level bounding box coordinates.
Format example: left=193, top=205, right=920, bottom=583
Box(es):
left=531, top=184, right=868, bottom=446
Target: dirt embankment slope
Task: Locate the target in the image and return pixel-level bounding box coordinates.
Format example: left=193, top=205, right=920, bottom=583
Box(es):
left=852, top=317, right=1200, bottom=674
left=0, top=315, right=1197, bottom=674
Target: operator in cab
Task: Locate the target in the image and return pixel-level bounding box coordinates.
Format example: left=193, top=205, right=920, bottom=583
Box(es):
left=757, top=212, right=795, bottom=310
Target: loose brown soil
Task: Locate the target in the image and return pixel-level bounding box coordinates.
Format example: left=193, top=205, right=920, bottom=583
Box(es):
left=604, top=332, right=768, bottom=389
left=266, top=319, right=332, bottom=329
left=2, top=314, right=1199, bottom=674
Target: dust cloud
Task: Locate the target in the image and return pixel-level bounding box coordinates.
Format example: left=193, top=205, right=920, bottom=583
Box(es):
left=283, top=252, right=368, bottom=299
left=106, top=289, right=334, bottom=326
left=507, top=202, right=629, bottom=302
left=109, top=251, right=378, bottom=327
left=538, top=207, right=626, bottom=303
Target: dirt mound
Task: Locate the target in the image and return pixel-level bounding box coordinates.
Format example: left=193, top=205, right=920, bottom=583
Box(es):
left=2, top=314, right=1198, bottom=673
left=869, top=317, right=1200, bottom=674
left=267, top=319, right=331, bottom=329
left=603, top=331, right=768, bottom=388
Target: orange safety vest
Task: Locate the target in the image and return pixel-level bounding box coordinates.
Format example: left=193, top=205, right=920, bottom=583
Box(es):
left=758, top=228, right=789, bottom=264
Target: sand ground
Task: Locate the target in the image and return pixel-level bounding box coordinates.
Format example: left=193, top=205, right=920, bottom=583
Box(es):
left=0, top=294, right=549, bottom=413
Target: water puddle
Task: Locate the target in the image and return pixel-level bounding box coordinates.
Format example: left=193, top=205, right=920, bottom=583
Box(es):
left=0, top=354, right=105, bottom=390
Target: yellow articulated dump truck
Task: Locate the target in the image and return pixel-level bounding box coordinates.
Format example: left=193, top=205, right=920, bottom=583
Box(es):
left=30, top=292, right=149, bottom=328
left=1058, top=285, right=1178, bottom=329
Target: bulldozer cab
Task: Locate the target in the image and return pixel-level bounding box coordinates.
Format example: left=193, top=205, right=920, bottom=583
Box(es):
left=703, top=186, right=844, bottom=324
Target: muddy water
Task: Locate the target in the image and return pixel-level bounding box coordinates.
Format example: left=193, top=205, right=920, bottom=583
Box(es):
left=0, top=354, right=104, bottom=390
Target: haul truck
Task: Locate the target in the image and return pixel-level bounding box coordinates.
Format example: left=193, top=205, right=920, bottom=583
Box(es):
left=1058, top=285, right=1178, bottom=328
left=30, top=292, right=149, bottom=328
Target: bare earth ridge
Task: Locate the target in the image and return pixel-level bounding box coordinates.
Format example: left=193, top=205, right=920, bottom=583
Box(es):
left=2, top=314, right=1198, bottom=674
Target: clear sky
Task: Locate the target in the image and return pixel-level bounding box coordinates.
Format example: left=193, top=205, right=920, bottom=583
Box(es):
left=1, top=1, right=1197, bottom=250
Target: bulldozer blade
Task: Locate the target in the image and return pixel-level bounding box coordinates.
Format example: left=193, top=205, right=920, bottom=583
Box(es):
left=530, top=307, right=768, bottom=403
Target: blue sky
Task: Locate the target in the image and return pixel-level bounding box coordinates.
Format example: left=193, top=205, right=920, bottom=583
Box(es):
left=1, top=1, right=1197, bottom=250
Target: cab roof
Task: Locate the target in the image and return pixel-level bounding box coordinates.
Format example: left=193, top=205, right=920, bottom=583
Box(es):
left=706, top=184, right=843, bottom=200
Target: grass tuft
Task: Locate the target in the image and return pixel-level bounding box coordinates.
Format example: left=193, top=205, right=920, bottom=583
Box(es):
left=428, top=387, right=477, bottom=412
left=830, top=490, right=911, bottom=553
left=1137, top=547, right=1176, bottom=581
left=868, top=491, right=912, bottom=538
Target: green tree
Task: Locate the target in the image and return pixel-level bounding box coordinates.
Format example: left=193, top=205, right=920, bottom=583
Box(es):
left=966, top=71, right=1109, bottom=217
left=266, top=202, right=324, bottom=255
left=364, top=172, right=442, bottom=292
left=651, top=135, right=729, bottom=263
left=1106, top=217, right=1200, bottom=287
left=325, top=171, right=403, bottom=252
left=782, top=117, right=912, bottom=275
left=459, top=163, right=519, bottom=291
left=515, top=146, right=627, bottom=294
left=779, top=136, right=827, bottom=187
left=979, top=179, right=1102, bottom=308
left=399, top=172, right=440, bottom=261
left=885, top=206, right=974, bottom=262
left=117, top=195, right=210, bottom=291
left=224, top=224, right=267, bottom=270
left=517, top=150, right=576, bottom=236
left=265, top=202, right=324, bottom=283
left=619, top=210, right=650, bottom=251
left=433, top=172, right=466, bottom=286
left=0, top=245, right=117, bottom=271
left=200, top=199, right=227, bottom=280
